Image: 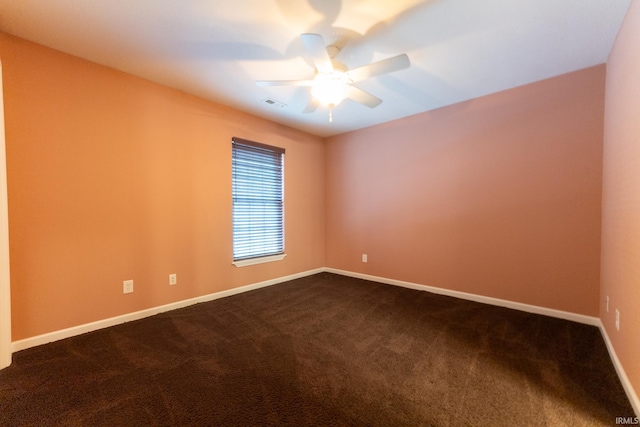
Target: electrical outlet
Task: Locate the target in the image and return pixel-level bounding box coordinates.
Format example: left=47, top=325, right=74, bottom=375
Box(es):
left=606, top=296, right=609, bottom=312
left=169, top=274, right=177, bottom=286
left=362, top=254, right=368, bottom=263
left=123, top=280, right=134, bottom=294
left=615, top=309, right=620, bottom=331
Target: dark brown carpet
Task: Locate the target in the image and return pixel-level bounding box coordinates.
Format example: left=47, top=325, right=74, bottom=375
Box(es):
left=0, top=273, right=634, bottom=426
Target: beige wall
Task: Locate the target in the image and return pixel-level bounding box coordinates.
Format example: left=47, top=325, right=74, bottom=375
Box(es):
left=0, top=24, right=628, bottom=387
left=602, top=0, right=640, bottom=404
left=325, top=66, right=605, bottom=316
left=0, top=34, right=325, bottom=341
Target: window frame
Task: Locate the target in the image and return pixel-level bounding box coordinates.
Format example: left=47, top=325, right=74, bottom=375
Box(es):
left=231, top=137, right=286, bottom=267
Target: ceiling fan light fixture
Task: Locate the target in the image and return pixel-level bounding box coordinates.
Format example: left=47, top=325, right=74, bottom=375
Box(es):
left=256, top=33, right=410, bottom=117
left=311, top=71, right=351, bottom=107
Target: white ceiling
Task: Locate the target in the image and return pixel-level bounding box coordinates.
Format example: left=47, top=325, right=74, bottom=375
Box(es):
left=0, top=0, right=632, bottom=137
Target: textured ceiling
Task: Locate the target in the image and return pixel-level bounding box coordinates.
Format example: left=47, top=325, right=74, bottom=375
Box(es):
left=0, top=0, right=632, bottom=137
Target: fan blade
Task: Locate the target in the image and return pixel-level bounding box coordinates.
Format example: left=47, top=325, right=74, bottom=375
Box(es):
left=303, top=98, right=320, bottom=114
left=256, top=80, right=315, bottom=87
left=347, top=54, right=410, bottom=82
left=300, top=33, right=334, bottom=74
left=346, top=86, right=382, bottom=108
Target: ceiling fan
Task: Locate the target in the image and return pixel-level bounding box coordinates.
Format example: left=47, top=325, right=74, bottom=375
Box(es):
left=256, top=33, right=410, bottom=121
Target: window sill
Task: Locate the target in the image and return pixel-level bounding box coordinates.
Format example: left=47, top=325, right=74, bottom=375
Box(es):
left=233, top=253, right=286, bottom=268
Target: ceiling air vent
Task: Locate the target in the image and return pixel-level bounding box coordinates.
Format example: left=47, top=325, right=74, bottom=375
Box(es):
left=262, top=98, right=286, bottom=109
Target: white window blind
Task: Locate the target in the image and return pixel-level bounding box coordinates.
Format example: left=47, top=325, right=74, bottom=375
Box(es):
left=232, top=138, right=285, bottom=262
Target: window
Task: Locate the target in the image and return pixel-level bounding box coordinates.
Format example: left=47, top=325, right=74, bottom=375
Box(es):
left=231, top=137, right=285, bottom=266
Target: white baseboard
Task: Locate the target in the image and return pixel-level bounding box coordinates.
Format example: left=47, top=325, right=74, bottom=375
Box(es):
left=598, top=321, right=640, bottom=416
left=11, top=267, right=324, bottom=353
left=10, top=267, right=602, bottom=352
left=326, top=268, right=638, bottom=416
left=325, top=268, right=600, bottom=326
left=9, top=266, right=639, bottom=416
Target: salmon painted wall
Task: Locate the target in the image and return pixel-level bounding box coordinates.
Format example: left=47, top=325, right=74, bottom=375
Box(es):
left=0, top=33, right=325, bottom=341
left=601, top=0, right=640, bottom=406
left=325, top=66, right=605, bottom=316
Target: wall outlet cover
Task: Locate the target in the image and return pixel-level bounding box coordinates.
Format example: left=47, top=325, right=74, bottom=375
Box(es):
left=123, top=280, right=134, bottom=294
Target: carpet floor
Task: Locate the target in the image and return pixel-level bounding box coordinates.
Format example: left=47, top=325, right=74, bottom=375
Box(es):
left=0, top=272, right=634, bottom=426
